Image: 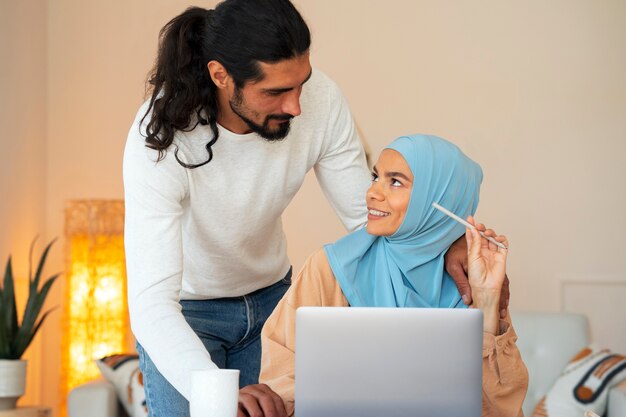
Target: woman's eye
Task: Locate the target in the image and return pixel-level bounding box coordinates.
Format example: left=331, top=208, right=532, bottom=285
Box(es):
left=391, top=179, right=402, bottom=187
left=371, top=172, right=379, bottom=182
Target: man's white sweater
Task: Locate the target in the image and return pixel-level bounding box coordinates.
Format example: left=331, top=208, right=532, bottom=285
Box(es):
left=123, top=69, right=370, bottom=399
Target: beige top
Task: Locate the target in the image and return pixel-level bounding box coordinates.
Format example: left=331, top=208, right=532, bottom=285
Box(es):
left=260, top=249, right=529, bottom=417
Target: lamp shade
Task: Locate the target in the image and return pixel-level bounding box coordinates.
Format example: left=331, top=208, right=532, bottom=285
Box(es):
left=60, top=200, right=131, bottom=411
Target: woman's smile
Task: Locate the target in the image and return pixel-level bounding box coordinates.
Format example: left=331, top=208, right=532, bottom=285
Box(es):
left=367, top=208, right=391, bottom=219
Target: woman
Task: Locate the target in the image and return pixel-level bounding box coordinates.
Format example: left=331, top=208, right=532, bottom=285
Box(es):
left=260, top=134, right=529, bottom=417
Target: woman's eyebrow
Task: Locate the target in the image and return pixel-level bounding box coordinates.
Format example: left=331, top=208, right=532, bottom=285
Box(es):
left=384, top=171, right=412, bottom=181
left=372, top=166, right=411, bottom=182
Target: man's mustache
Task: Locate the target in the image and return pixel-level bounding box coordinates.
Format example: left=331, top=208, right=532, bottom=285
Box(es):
left=267, top=114, right=294, bottom=121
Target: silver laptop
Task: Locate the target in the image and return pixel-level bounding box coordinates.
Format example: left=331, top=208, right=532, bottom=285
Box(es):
left=295, top=307, right=483, bottom=417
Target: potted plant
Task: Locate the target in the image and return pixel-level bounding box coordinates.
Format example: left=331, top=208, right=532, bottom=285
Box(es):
left=0, top=238, right=59, bottom=410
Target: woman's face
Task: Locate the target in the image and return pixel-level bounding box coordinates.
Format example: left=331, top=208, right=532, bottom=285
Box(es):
left=365, top=149, right=413, bottom=236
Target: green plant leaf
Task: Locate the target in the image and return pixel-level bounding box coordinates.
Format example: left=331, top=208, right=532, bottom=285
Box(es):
left=32, top=238, right=56, bottom=289
left=1, top=257, right=18, bottom=345
left=0, top=307, right=10, bottom=358
left=0, top=259, right=9, bottom=358
left=17, top=273, right=60, bottom=346
left=13, top=307, right=58, bottom=358
left=27, top=237, right=37, bottom=287
left=22, top=239, right=57, bottom=329
left=23, top=239, right=56, bottom=319
left=1, top=238, right=59, bottom=359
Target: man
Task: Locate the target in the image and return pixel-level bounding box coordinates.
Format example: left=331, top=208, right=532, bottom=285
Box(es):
left=123, top=1, right=506, bottom=416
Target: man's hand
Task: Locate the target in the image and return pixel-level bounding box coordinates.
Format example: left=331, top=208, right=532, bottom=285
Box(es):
left=444, top=225, right=510, bottom=318
left=238, top=384, right=287, bottom=417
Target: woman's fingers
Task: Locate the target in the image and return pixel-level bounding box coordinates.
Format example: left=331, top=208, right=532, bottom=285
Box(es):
left=488, top=234, right=509, bottom=253
left=487, top=234, right=509, bottom=253
left=465, top=216, right=509, bottom=253
left=468, top=215, right=486, bottom=233
left=466, top=227, right=482, bottom=263
left=466, top=216, right=487, bottom=257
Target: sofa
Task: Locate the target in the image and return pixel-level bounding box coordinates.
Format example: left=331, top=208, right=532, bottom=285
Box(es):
left=512, top=312, right=626, bottom=416
left=68, top=379, right=126, bottom=417
left=68, top=312, right=626, bottom=417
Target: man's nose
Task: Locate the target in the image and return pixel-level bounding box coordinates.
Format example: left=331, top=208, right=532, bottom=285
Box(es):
left=281, top=90, right=302, bottom=117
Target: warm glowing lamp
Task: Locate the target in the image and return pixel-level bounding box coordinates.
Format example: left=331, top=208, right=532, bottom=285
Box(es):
left=60, top=200, right=131, bottom=410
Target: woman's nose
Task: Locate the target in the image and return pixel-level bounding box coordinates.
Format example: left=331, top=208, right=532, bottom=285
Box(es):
left=366, top=183, right=383, bottom=201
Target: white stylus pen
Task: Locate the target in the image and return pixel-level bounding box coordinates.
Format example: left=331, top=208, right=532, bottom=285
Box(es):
left=432, top=202, right=508, bottom=250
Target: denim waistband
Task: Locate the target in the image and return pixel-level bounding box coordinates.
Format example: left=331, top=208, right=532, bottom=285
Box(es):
left=245, top=266, right=292, bottom=297
left=185, top=266, right=293, bottom=303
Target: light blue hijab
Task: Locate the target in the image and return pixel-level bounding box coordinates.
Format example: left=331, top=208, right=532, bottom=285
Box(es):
left=324, top=134, right=483, bottom=308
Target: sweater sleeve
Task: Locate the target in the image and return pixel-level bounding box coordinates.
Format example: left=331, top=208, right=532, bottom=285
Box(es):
left=123, top=114, right=218, bottom=400
left=313, top=77, right=370, bottom=232
left=482, top=313, right=529, bottom=417
left=260, top=249, right=348, bottom=416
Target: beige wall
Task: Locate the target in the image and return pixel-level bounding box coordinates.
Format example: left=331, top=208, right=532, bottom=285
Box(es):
left=288, top=0, right=626, bottom=308
left=0, top=0, right=47, bottom=280
left=0, top=0, right=47, bottom=407
left=1, top=0, right=625, bottom=414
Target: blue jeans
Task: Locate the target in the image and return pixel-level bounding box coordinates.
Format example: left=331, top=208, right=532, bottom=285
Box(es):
left=137, top=270, right=292, bottom=417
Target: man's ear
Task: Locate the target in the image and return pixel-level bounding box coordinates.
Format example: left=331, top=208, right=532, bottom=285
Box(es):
left=207, top=60, right=231, bottom=89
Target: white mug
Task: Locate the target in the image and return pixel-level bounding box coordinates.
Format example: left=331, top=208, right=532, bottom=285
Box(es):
left=190, top=369, right=240, bottom=417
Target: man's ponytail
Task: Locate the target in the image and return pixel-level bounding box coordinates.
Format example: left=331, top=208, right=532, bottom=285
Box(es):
left=142, top=7, right=219, bottom=168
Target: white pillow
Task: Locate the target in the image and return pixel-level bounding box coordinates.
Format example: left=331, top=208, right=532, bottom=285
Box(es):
left=95, top=353, right=148, bottom=417
left=532, top=345, right=626, bottom=417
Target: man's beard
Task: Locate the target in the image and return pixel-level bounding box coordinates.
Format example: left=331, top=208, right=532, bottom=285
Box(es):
left=230, top=88, right=293, bottom=141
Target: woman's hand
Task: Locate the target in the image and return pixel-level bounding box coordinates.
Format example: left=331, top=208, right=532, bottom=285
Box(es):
left=445, top=228, right=510, bottom=318
left=465, top=215, right=509, bottom=335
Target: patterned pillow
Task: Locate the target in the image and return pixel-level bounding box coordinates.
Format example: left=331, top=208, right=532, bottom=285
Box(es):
left=532, top=345, right=626, bottom=417
left=96, top=353, right=148, bottom=417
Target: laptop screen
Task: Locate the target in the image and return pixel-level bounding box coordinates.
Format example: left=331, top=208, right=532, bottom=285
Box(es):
left=295, top=307, right=483, bottom=417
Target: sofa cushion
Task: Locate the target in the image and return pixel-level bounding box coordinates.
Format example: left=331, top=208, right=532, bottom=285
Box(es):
left=512, top=312, right=589, bottom=415
left=68, top=379, right=119, bottom=417
left=532, top=345, right=626, bottom=417
left=96, top=354, right=148, bottom=417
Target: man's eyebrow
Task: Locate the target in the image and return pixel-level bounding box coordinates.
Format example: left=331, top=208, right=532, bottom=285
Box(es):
left=262, top=69, right=313, bottom=94
left=301, top=69, right=313, bottom=85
